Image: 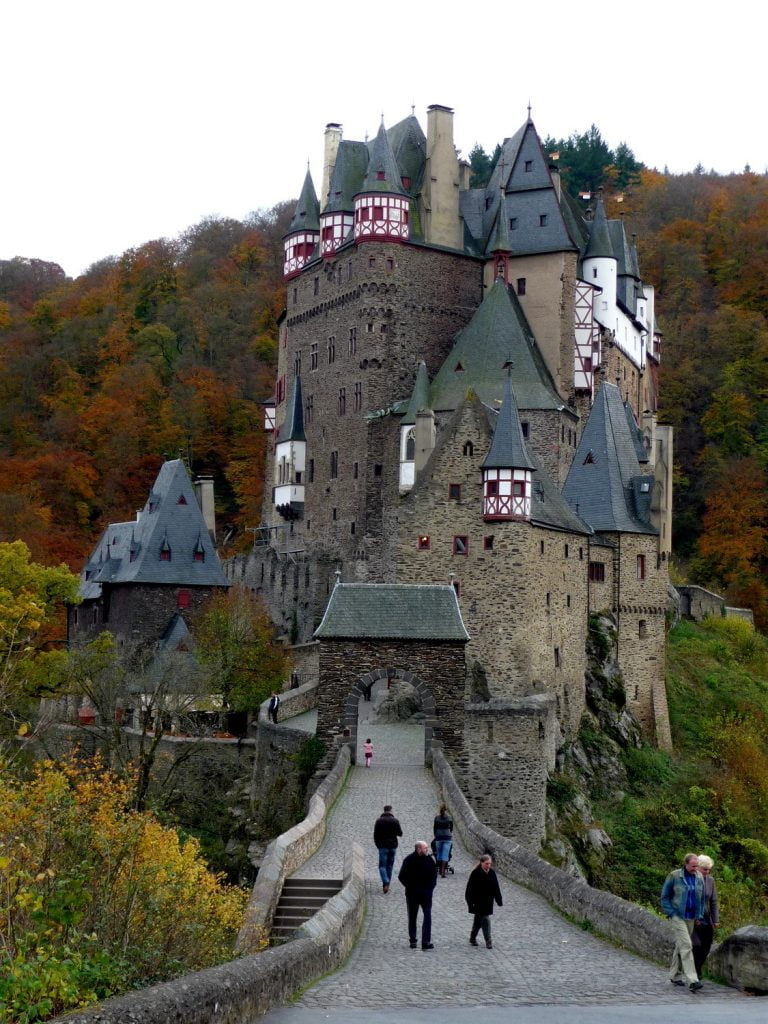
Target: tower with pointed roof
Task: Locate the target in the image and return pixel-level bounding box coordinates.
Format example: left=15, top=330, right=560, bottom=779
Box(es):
left=283, top=169, right=320, bottom=279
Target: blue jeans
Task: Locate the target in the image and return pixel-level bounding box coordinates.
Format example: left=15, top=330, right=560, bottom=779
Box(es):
left=435, top=839, right=452, bottom=863
left=378, top=847, right=396, bottom=885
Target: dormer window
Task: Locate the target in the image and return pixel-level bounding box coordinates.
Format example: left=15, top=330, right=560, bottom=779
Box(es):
left=194, top=550, right=205, bottom=563
left=377, top=170, right=386, bottom=180
left=525, top=160, right=533, bottom=172
left=401, top=176, right=411, bottom=189
left=160, top=549, right=171, bottom=562
left=177, top=495, right=187, bottom=505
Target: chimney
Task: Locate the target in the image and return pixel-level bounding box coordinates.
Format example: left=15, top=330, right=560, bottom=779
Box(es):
left=321, top=123, right=343, bottom=208
left=423, top=105, right=461, bottom=250
left=549, top=159, right=561, bottom=200
left=194, top=476, right=216, bottom=542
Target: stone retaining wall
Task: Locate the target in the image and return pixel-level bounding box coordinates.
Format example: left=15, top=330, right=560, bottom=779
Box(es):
left=258, top=679, right=318, bottom=724
left=49, top=838, right=365, bottom=1024
left=433, top=747, right=675, bottom=964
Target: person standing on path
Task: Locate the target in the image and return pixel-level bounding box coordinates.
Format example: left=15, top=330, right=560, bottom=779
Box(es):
left=692, top=854, right=720, bottom=979
left=660, top=852, right=705, bottom=992
left=398, top=840, right=438, bottom=950
left=363, top=738, right=374, bottom=767
left=465, top=853, right=503, bottom=948
left=433, top=804, right=453, bottom=878
left=373, top=804, right=402, bottom=893
left=267, top=692, right=281, bottom=724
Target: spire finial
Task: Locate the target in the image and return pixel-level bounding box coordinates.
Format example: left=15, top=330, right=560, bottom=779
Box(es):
left=527, top=100, right=532, bottom=121
left=411, top=102, right=415, bottom=116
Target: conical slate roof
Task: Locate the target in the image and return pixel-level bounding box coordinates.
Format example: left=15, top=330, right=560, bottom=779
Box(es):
left=287, top=169, right=320, bottom=234
left=277, top=376, right=305, bottom=443
left=400, top=361, right=430, bottom=426
left=358, top=121, right=408, bottom=196
left=80, top=460, right=228, bottom=591
left=486, top=199, right=512, bottom=255
left=430, top=280, right=564, bottom=412
left=482, top=373, right=535, bottom=470
left=562, top=382, right=656, bottom=534
left=387, top=115, right=426, bottom=194
left=584, top=197, right=615, bottom=260
left=323, top=140, right=369, bottom=213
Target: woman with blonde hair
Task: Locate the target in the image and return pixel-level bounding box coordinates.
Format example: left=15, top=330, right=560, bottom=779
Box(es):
left=692, top=854, right=720, bottom=978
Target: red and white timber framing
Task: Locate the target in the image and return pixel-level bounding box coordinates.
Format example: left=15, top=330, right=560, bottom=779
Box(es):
left=354, top=194, right=410, bottom=242
left=482, top=468, right=532, bottom=521
left=321, top=212, right=354, bottom=256
left=283, top=232, right=319, bottom=279
left=574, top=280, right=600, bottom=395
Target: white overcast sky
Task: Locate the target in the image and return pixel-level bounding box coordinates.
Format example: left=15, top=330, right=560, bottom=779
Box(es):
left=2, top=1, right=763, bottom=278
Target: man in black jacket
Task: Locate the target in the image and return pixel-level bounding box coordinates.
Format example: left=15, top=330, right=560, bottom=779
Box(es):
left=398, top=841, right=438, bottom=950
left=373, top=804, right=403, bottom=893
left=465, top=853, right=503, bottom=949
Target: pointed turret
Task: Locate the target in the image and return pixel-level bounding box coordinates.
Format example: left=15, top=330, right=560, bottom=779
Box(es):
left=273, top=377, right=307, bottom=520
left=583, top=196, right=617, bottom=319
left=399, top=361, right=431, bottom=492
left=481, top=372, right=535, bottom=521
left=283, top=168, right=321, bottom=279
left=354, top=121, right=410, bottom=243
left=486, top=197, right=512, bottom=284
left=320, top=139, right=368, bottom=256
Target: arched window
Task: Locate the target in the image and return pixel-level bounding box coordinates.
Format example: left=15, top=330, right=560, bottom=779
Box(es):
left=463, top=441, right=474, bottom=457
left=405, top=428, right=415, bottom=460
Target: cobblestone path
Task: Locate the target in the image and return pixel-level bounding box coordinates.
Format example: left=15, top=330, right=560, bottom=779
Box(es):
left=288, top=715, right=743, bottom=1008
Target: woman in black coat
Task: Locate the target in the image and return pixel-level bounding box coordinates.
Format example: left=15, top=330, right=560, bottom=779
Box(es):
left=465, top=853, right=503, bottom=948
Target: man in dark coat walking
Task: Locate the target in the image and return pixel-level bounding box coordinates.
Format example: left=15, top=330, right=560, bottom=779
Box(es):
left=373, top=804, right=403, bottom=893
left=398, top=841, right=438, bottom=949
left=465, top=853, right=503, bottom=948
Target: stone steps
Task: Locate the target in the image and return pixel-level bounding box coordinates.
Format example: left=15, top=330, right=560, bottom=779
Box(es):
left=270, top=877, right=343, bottom=940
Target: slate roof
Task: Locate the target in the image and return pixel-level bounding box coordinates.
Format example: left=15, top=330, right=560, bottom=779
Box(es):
left=562, top=383, right=657, bottom=534
left=387, top=115, right=426, bottom=195
left=482, top=373, right=535, bottom=470
left=623, top=399, right=649, bottom=464
left=429, top=280, right=565, bottom=412
left=287, top=169, right=320, bottom=234
left=79, top=460, right=228, bottom=595
left=486, top=200, right=512, bottom=255
left=358, top=122, right=408, bottom=197
left=401, top=361, right=430, bottom=426
left=323, top=140, right=369, bottom=213
left=583, top=197, right=614, bottom=260
left=314, top=584, right=469, bottom=641
left=277, top=376, right=306, bottom=443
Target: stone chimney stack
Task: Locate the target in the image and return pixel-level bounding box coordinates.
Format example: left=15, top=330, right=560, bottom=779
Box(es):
left=422, top=105, right=462, bottom=250
left=321, top=123, right=343, bottom=207
left=414, top=408, right=436, bottom=475
left=194, top=476, right=216, bottom=543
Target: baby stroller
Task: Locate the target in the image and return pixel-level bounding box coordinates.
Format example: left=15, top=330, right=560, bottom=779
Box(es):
left=430, top=837, right=455, bottom=874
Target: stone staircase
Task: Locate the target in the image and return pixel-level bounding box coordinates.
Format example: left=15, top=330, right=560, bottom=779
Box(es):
left=270, top=877, right=343, bottom=941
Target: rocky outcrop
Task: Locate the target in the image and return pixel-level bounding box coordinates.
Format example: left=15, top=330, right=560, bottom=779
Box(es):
left=708, top=926, right=768, bottom=994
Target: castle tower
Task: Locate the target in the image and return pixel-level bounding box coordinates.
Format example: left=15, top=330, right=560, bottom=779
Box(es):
left=353, top=121, right=410, bottom=243
left=422, top=104, right=462, bottom=250
left=482, top=371, right=536, bottom=520
left=320, top=139, right=368, bottom=257
left=583, top=196, right=617, bottom=325
left=273, top=376, right=306, bottom=520
left=283, top=169, right=320, bottom=279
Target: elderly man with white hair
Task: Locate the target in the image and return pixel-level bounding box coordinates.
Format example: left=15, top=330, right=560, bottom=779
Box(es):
left=398, top=840, right=438, bottom=950
left=692, top=854, right=720, bottom=978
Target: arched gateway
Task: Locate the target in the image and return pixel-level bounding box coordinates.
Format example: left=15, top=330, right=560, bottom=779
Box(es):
left=313, top=583, right=469, bottom=765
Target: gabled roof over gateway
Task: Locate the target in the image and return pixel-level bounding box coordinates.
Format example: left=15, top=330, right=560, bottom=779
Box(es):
left=314, top=583, right=470, bottom=641
left=79, top=460, right=228, bottom=595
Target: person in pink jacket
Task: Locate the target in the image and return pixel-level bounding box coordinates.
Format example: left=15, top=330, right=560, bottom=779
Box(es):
left=363, top=738, right=374, bottom=767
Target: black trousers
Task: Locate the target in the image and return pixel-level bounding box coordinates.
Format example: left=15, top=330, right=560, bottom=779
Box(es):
left=470, top=913, right=492, bottom=944
left=406, top=890, right=433, bottom=946
left=692, top=922, right=714, bottom=977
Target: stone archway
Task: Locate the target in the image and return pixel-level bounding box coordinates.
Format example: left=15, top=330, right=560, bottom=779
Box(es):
left=344, top=667, right=436, bottom=766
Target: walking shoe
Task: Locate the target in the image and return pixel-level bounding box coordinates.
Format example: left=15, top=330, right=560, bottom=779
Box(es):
left=690, top=981, right=703, bottom=992
left=409, top=941, right=417, bottom=949
left=486, top=942, right=493, bottom=949
left=382, top=884, right=389, bottom=894
left=422, top=943, right=434, bottom=950
left=670, top=980, right=685, bottom=987
left=469, top=937, right=478, bottom=946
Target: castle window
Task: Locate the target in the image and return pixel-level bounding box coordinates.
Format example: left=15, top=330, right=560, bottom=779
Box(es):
left=517, top=278, right=526, bottom=295
left=177, top=495, right=187, bottom=505
left=463, top=441, right=474, bottom=457
left=178, top=589, right=190, bottom=610
left=564, top=544, right=569, bottom=558
left=374, top=464, right=383, bottom=477
left=328, top=336, right=336, bottom=364
left=309, top=458, right=314, bottom=482
left=589, top=562, right=605, bottom=582
left=451, top=579, right=461, bottom=598
left=540, top=540, right=544, bottom=554
left=539, top=214, right=548, bottom=227
left=369, top=257, right=376, bottom=268
left=310, top=343, right=318, bottom=370
left=129, top=549, right=137, bottom=562
left=512, top=480, right=525, bottom=497
left=160, top=549, right=171, bottom=562
left=509, top=217, right=517, bottom=230
left=314, top=277, right=319, bottom=296
left=349, top=327, right=357, bottom=355
left=380, top=323, right=387, bottom=333
left=554, top=647, right=560, bottom=667
left=637, top=554, right=646, bottom=580
left=449, top=483, right=461, bottom=500
left=418, top=535, right=430, bottom=550
left=567, top=594, right=571, bottom=608
left=330, top=451, right=338, bottom=479
left=525, top=160, right=533, bottom=172
left=353, top=461, right=359, bottom=479
left=194, top=550, right=204, bottom=563
left=305, top=394, right=314, bottom=423
left=484, top=535, right=494, bottom=551
left=405, top=428, right=415, bottom=460
left=332, top=508, right=337, bottom=521
left=561, top=425, right=565, bottom=442
left=486, top=480, right=498, bottom=496
left=377, top=170, right=385, bottom=181
left=639, top=619, right=648, bottom=638
left=373, top=204, right=383, bottom=219
left=293, top=287, right=297, bottom=304
left=453, top=535, right=468, bottom=555
left=593, top=267, right=598, bottom=279
left=354, top=382, right=362, bottom=412
left=387, top=257, right=394, bottom=270
left=521, top=421, right=529, bottom=438
left=546, top=592, right=551, bottom=607
left=338, top=388, right=346, bottom=415
left=307, top=519, right=311, bottom=531
left=351, top=521, right=355, bottom=535
left=348, top=261, right=353, bottom=280
left=401, top=177, right=411, bottom=189
left=367, top=322, right=374, bottom=333
left=579, top=547, right=584, bottom=560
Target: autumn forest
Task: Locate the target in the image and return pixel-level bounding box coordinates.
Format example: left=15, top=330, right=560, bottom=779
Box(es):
left=2, top=151, right=768, bottom=626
